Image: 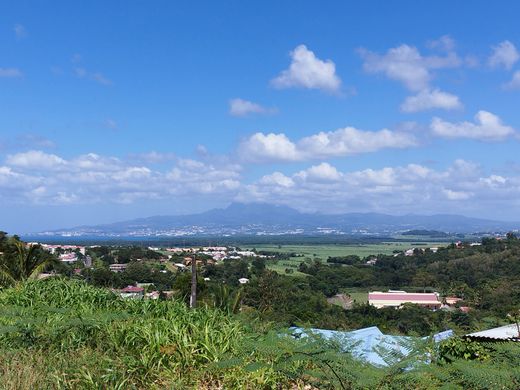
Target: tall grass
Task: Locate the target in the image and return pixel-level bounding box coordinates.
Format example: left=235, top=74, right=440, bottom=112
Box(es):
left=0, top=278, right=290, bottom=388
left=2, top=278, right=520, bottom=389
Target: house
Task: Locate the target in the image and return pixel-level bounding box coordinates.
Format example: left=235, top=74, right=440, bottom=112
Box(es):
left=368, top=291, right=442, bottom=309
left=465, top=324, right=520, bottom=342
left=145, top=291, right=160, bottom=300
left=109, top=263, right=128, bottom=272
left=238, top=278, right=250, bottom=284
left=119, top=285, right=144, bottom=299
left=59, top=253, right=78, bottom=263
left=444, top=296, right=462, bottom=306
left=173, top=263, right=187, bottom=271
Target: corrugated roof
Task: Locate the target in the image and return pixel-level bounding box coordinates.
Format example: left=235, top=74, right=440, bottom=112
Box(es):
left=466, top=324, right=520, bottom=340
left=291, top=326, right=453, bottom=367
left=369, top=292, right=439, bottom=302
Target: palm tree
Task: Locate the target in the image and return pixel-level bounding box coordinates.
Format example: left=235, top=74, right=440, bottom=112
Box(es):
left=0, top=241, right=58, bottom=286
left=212, top=284, right=242, bottom=314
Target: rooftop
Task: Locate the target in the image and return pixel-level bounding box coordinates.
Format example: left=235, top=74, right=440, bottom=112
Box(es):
left=466, top=324, right=520, bottom=341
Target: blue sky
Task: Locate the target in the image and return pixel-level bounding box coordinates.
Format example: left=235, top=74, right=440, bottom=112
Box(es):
left=1, top=1, right=520, bottom=232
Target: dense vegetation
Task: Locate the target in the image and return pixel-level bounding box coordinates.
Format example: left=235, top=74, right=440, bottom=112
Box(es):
left=1, top=278, right=520, bottom=389
left=2, top=232, right=520, bottom=387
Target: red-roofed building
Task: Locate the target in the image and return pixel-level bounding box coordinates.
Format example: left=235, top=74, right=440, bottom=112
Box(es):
left=368, top=290, right=441, bottom=309
left=120, top=285, right=144, bottom=299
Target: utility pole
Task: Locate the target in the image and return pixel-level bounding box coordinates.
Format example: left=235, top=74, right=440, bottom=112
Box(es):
left=190, top=257, right=197, bottom=308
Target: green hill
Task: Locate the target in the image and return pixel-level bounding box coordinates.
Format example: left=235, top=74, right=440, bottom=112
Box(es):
left=1, top=278, right=520, bottom=389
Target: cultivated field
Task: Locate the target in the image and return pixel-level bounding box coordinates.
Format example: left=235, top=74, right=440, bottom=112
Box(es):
left=249, top=242, right=449, bottom=277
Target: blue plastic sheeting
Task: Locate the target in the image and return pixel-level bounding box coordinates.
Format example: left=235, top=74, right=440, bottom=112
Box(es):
left=290, top=326, right=454, bottom=367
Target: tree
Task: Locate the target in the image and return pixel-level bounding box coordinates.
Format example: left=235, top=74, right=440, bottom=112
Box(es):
left=0, top=241, right=58, bottom=286
left=190, top=256, right=197, bottom=308
left=251, top=257, right=266, bottom=276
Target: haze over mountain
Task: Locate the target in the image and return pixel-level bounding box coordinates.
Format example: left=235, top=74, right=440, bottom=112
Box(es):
left=35, top=203, right=520, bottom=238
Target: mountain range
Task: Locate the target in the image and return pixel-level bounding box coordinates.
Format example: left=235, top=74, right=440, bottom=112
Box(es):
left=34, top=203, right=520, bottom=238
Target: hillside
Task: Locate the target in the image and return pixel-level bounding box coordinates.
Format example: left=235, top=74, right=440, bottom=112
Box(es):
left=1, top=278, right=520, bottom=389
left=35, top=203, right=520, bottom=237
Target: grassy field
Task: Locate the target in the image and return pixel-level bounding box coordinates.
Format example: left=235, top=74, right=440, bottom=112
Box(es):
left=249, top=242, right=448, bottom=276
left=251, top=242, right=448, bottom=259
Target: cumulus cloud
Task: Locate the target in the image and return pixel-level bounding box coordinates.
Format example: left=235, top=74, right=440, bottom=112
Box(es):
left=238, top=133, right=300, bottom=162
left=488, top=40, right=519, bottom=70
left=271, top=45, right=341, bottom=92
left=0, top=68, right=23, bottom=78
left=1, top=151, right=241, bottom=205
left=229, top=98, right=276, bottom=117
left=442, top=188, right=473, bottom=200
left=359, top=41, right=461, bottom=91
left=6, top=150, right=66, bottom=170
left=239, top=126, right=416, bottom=163
left=431, top=111, right=515, bottom=141
left=295, top=162, right=342, bottom=182
left=360, top=38, right=464, bottom=112
left=401, top=88, right=462, bottom=112
left=236, top=159, right=520, bottom=216
left=259, top=172, right=294, bottom=188
left=4, top=150, right=520, bottom=218
left=503, top=70, right=520, bottom=90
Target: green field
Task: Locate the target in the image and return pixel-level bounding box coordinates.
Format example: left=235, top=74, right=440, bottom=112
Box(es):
left=251, top=242, right=447, bottom=258
left=249, top=242, right=448, bottom=276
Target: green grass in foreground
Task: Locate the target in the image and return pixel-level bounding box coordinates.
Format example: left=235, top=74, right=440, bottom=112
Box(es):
left=2, top=278, right=520, bottom=389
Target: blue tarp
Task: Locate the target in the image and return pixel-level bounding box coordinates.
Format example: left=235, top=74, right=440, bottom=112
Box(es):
left=290, top=326, right=453, bottom=367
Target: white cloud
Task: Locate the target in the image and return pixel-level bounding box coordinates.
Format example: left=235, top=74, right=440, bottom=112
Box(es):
left=14, top=24, right=27, bottom=39
left=1, top=151, right=242, bottom=205
left=480, top=175, right=506, bottom=187
left=401, top=88, right=462, bottom=112
left=442, top=189, right=473, bottom=200
left=271, top=45, right=341, bottom=92
left=238, top=133, right=299, bottom=162
left=6, top=151, right=66, bottom=169
left=359, top=42, right=460, bottom=91
left=229, top=98, right=276, bottom=117
left=259, top=172, right=294, bottom=188
left=488, top=40, right=519, bottom=70
left=503, top=70, right=520, bottom=90
left=239, top=126, right=416, bottom=163
left=295, top=163, right=342, bottom=182
left=237, top=159, right=520, bottom=215
left=431, top=111, right=515, bottom=141
left=0, top=68, right=23, bottom=78
left=298, top=127, right=416, bottom=158
left=4, top=149, right=520, bottom=219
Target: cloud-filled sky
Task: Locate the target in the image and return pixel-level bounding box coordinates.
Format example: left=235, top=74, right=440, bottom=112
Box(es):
left=1, top=1, right=520, bottom=232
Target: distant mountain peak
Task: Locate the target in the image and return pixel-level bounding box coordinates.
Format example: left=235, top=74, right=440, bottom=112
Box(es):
left=36, top=202, right=519, bottom=237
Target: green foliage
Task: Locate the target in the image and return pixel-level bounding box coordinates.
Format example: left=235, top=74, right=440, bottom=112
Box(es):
left=438, top=337, right=490, bottom=363
left=2, top=278, right=520, bottom=388
left=0, top=239, right=59, bottom=287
